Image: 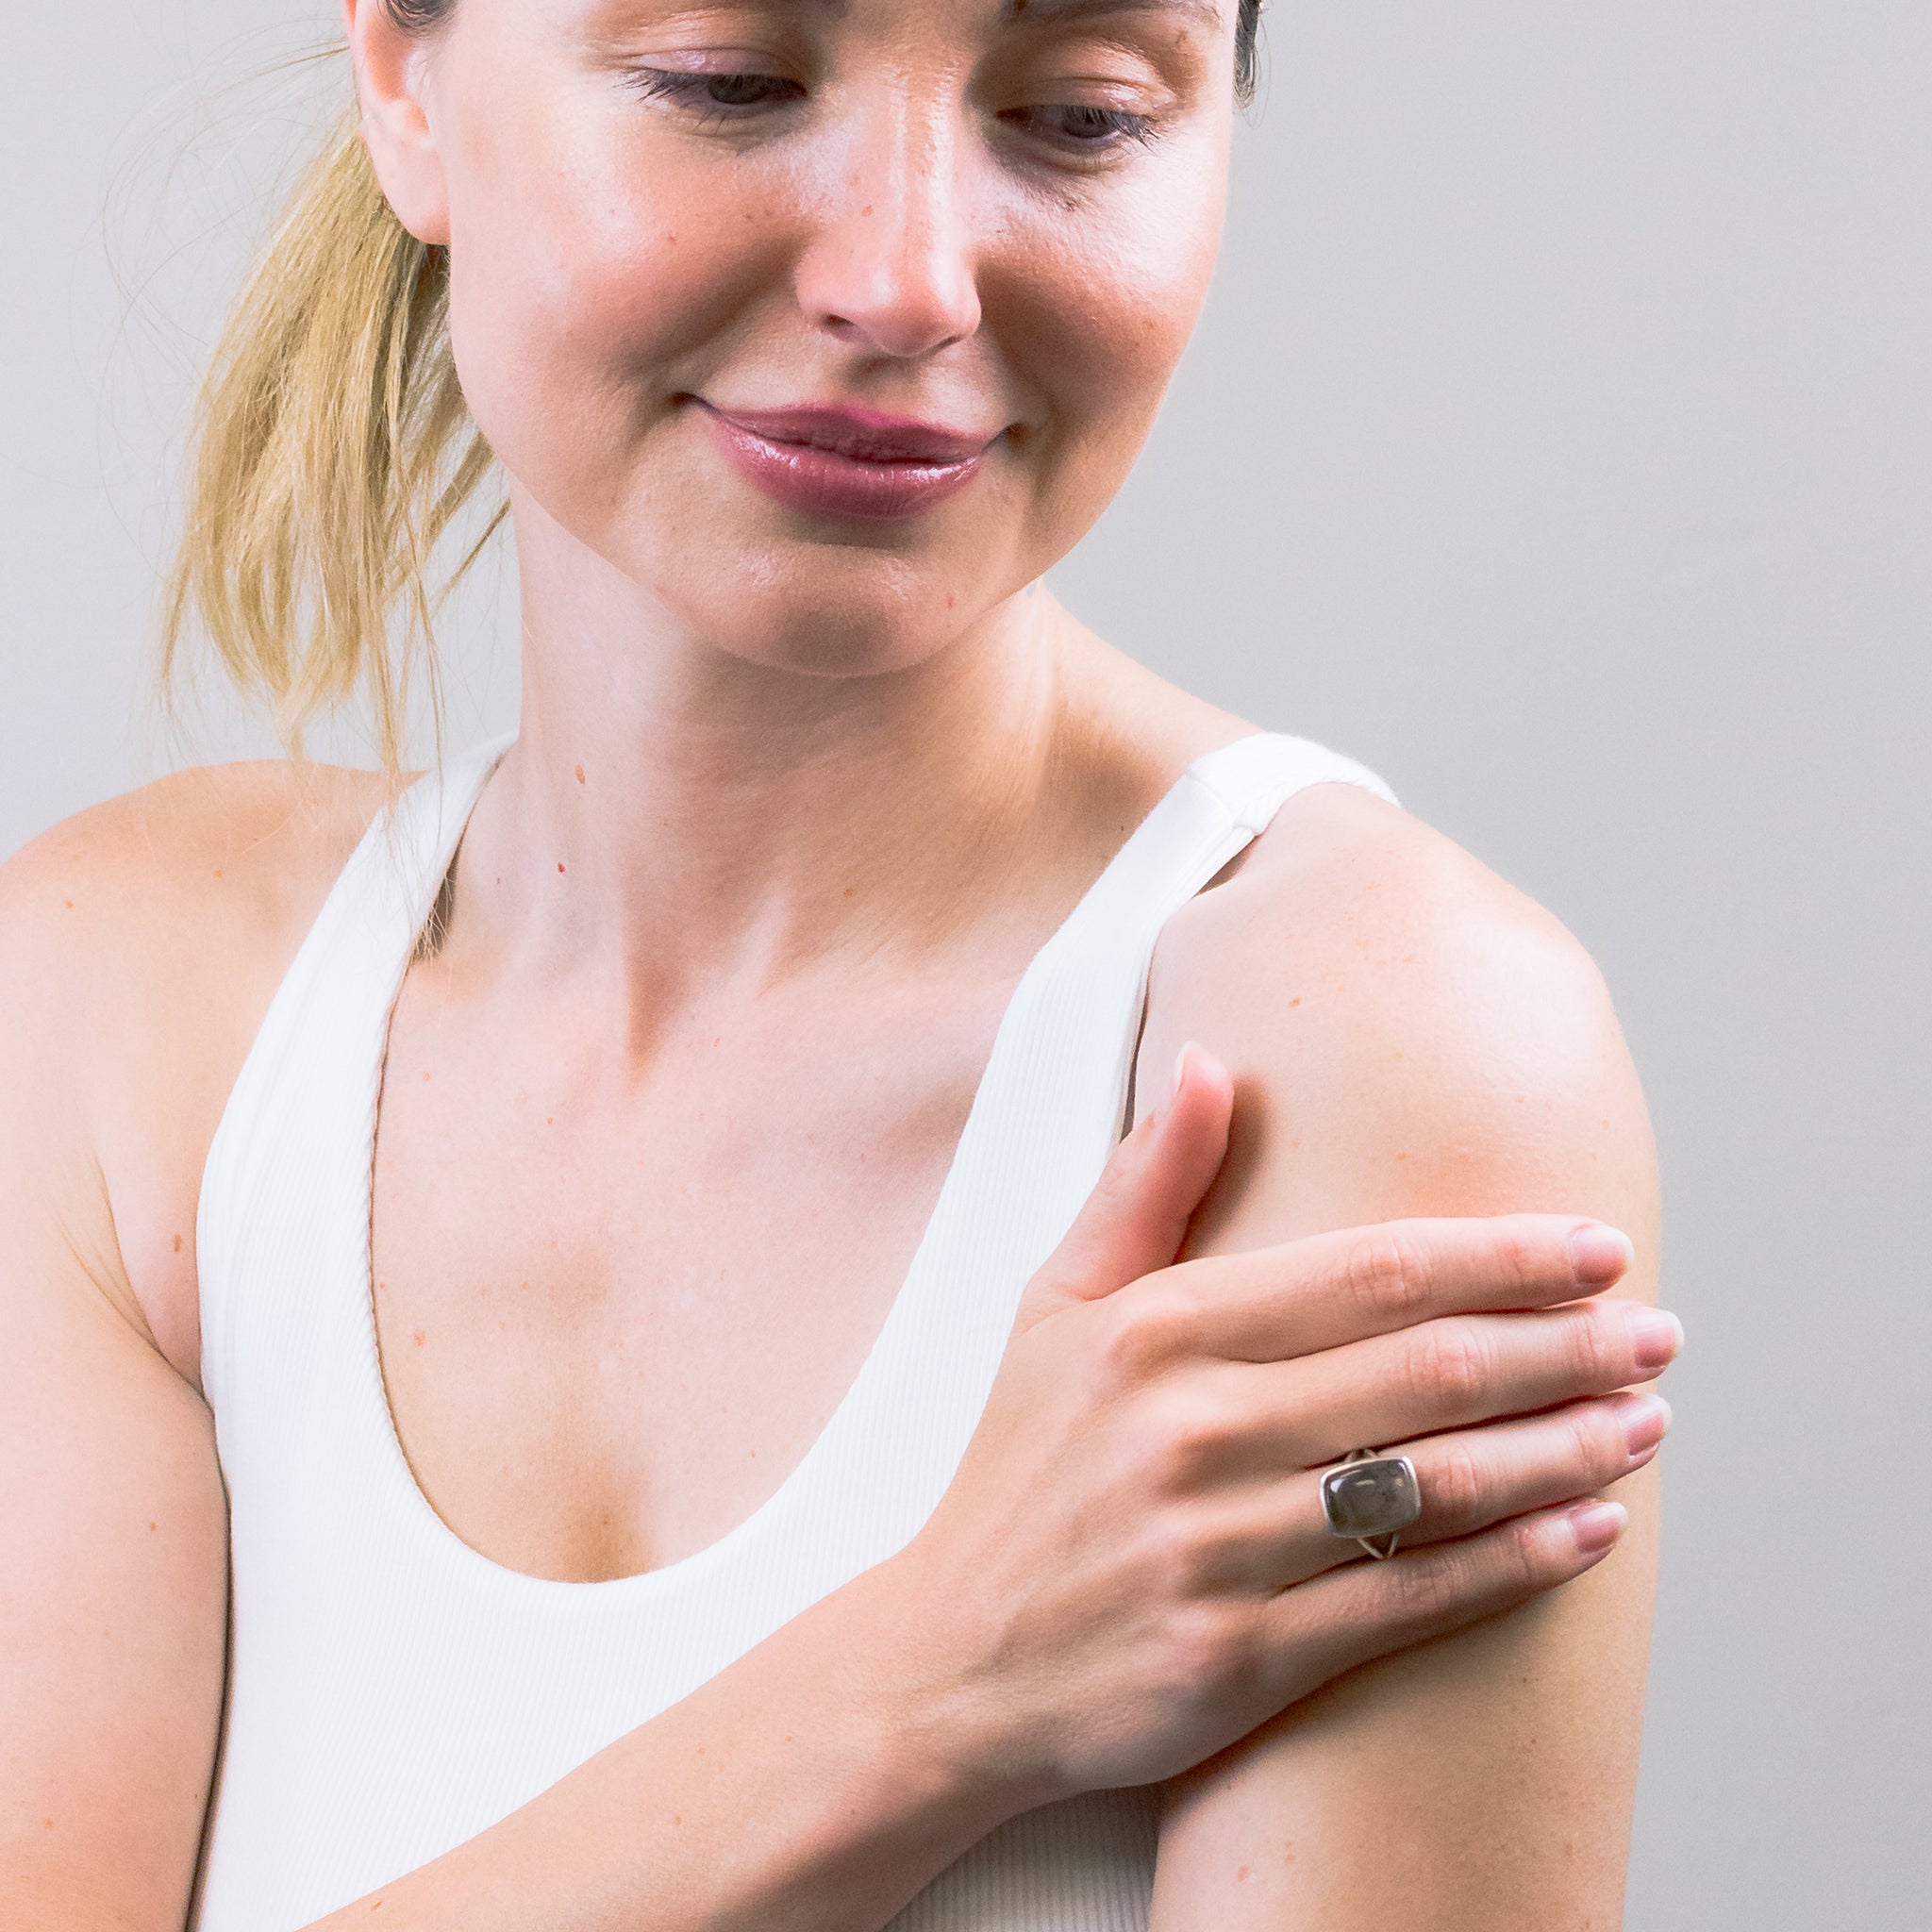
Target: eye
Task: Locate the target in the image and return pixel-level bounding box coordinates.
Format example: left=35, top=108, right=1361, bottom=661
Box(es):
left=1000, top=104, right=1158, bottom=152
left=629, top=67, right=808, bottom=118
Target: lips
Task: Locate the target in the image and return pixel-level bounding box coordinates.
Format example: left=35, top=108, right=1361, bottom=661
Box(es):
left=695, top=400, right=998, bottom=521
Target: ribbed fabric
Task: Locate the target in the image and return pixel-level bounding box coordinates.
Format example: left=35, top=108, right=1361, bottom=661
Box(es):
left=191, top=732, right=1394, bottom=1932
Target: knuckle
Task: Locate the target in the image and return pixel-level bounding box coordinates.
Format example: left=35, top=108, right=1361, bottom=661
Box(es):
left=1496, top=1513, right=1556, bottom=1597
left=1567, top=1307, right=1621, bottom=1387
left=1137, top=1513, right=1212, bottom=1600
left=1570, top=1405, right=1624, bottom=1484
left=1095, top=1289, right=1191, bottom=1387
left=1427, top=1436, right=1488, bottom=1529
left=1344, top=1227, right=1436, bottom=1326
left=1139, top=1382, right=1243, bottom=1490
left=1491, top=1222, right=1548, bottom=1298
left=1407, top=1321, right=1490, bottom=1411
left=1379, top=1545, right=1464, bottom=1626
left=1162, top=1601, right=1265, bottom=1702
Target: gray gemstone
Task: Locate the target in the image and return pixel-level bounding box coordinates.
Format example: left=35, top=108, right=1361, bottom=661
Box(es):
left=1322, top=1457, right=1423, bottom=1540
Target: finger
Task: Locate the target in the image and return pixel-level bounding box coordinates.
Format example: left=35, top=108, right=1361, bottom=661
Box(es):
left=1192, top=1391, right=1668, bottom=1594
left=1169, top=1390, right=1664, bottom=1594
left=1374, top=1391, right=1668, bottom=1554
left=1015, top=1045, right=1233, bottom=1331
left=1255, top=1297, right=1684, bottom=1469
left=1139, top=1214, right=1637, bottom=1365
left=1259, top=1500, right=1628, bottom=1709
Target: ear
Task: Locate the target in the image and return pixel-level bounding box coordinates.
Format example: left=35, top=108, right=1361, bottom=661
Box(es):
left=344, top=0, right=451, bottom=245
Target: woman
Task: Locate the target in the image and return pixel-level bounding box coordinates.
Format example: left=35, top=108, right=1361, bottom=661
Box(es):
left=0, top=0, right=1676, bottom=1926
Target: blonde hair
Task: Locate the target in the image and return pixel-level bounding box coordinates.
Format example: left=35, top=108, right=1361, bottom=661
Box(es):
left=161, top=106, right=499, bottom=774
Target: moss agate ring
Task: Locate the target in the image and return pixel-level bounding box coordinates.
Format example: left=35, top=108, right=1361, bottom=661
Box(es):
left=1321, top=1448, right=1423, bottom=1560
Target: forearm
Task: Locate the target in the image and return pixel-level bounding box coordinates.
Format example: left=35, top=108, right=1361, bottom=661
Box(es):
left=309, top=1557, right=1018, bottom=1932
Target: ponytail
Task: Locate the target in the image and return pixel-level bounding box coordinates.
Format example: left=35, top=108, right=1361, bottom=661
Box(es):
left=161, top=108, right=497, bottom=774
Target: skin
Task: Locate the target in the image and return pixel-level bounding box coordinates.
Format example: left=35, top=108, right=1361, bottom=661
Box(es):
left=0, top=0, right=1672, bottom=1926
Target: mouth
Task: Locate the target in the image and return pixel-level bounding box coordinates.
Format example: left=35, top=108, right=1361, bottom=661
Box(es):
left=692, top=399, right=999, bottom=522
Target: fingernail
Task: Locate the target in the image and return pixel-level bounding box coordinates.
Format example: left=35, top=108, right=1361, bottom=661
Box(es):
left=1569, top=1499, right=1628, bottom=1555
left=1569, top=1224, right=1634, bottom=1285
left=1627, top=1307, right=1684, bottom=1372
left=1172, top=1042, right=1199, bottom=1101
left=1615, top=1391, right=1672, bottom=1462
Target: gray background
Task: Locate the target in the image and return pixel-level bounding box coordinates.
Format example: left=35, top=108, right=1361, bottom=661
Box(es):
left=4, top=3, right=1925, bottom=1924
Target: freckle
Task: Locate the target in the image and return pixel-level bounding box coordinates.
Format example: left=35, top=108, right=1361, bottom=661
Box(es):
left=64, top=899, right=74, bottom=909
left=575, top=764, right=586, bottom=785
left=545, top=1116, right=554, bottom=1126
left=842, top=885, right=855, bottom=898
left=173, top=1234, right=183, bottom=1253
left=213, top=869, right=224, bottom=879
left=1289, top=996, right=1302, bottom=1007
left=149, top=1521, right=158, bottom=1531
left=412, top=1328, right=426, bottom=1346
left=42, top=1817, right=52, bottom=1828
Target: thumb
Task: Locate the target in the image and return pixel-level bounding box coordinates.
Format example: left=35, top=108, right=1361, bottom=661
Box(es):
left=1017, top=1044, right=1234, bottom=1330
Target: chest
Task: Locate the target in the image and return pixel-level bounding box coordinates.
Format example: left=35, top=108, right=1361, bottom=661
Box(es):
left=369, top=968, right=1012, bottom=1583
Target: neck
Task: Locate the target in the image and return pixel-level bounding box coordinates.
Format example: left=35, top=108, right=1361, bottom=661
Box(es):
left=448, top=523, right=1116, bottom=1013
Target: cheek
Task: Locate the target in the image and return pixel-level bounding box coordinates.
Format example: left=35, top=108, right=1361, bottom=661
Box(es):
left=438, top=93, right=785, bottom=503
left=991, top=141, right=1229, bottom=523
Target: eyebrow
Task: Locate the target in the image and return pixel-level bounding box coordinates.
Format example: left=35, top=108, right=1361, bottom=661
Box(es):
left=1001, top=0, right=1224, bottom=31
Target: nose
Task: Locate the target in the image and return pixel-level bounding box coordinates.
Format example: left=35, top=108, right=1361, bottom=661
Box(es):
left=793, top=91, right=982, bottom=361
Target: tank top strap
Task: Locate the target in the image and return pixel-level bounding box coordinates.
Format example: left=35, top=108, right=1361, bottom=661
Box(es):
left=1183, top=730, right=1397, bottom=833
left=196, top=737, right=511, bottom=1423
left=817, top=732, right=1397, bottom=1530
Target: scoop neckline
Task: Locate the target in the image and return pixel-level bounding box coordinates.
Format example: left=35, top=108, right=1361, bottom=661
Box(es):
left=351, top=737, right=1252, bottom=1601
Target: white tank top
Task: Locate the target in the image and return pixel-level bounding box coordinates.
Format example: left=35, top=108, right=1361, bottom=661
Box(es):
left=191, top=731, right=1394, bottom=1932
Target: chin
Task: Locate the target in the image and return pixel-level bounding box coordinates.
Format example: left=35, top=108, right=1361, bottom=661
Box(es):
left=649, top=544, right=1000, bottom=681
left=577, top=465, right=1057, bottom=680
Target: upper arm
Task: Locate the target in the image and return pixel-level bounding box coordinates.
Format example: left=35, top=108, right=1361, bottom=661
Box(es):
left=0, top=844, right=230, bottom=1928
left=0, top=764, right=381, bottom=1927
left=1140, top=785, right=1661, bottom=1932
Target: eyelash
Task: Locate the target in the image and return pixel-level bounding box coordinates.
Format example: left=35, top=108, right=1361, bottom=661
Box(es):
left=626, top=69, right=1158, bottom=154
left=627, top=69, right=806, bottom=126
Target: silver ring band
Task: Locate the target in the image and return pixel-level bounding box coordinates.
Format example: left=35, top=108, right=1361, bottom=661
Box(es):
left=1321, top=1447, right=1424, bottom=1560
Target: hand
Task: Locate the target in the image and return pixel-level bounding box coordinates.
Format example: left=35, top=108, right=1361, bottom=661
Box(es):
left=888, top=1048, right=1679, bottom=1807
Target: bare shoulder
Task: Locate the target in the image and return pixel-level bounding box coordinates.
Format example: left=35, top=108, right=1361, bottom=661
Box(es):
left=1141, top=778, right=1657, bottom=1241
left=0, top=761, right=390, bottom=1381
left=3, top=758, right=389, bottom=934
